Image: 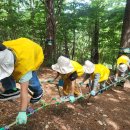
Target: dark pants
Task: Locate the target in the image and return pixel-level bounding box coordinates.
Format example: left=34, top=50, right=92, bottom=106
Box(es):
left=1, top=71, right=43, bottom=94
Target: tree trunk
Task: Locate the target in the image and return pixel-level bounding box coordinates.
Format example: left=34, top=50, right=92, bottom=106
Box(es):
left=30, top=0, right=35, bottom=39
left=91, top=19, right=99, bottom=64
left=72, top=29, right=76, bottom=60
left=44, top=0, right=56, bottom=66
left=64, top=31, right=69, bottom=58
left=120, top=0, right=130, bottom=48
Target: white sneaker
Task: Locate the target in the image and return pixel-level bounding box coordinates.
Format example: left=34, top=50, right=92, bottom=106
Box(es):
left=60, top=96, right=70, bottom=102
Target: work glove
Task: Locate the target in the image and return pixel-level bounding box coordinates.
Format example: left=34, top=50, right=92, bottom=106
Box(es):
left=47, top=78, right=54, bottom=83
left=128, top=72, right=130, bottom=75
left=69, top=95, right=75, bottom=103
left=79, top=82, right=84, bottom=86
left=90, top=90, right=96, bottom=96
left=114, top=77, right=118, bottom=82
left=16, top=112, right=27, bottom=125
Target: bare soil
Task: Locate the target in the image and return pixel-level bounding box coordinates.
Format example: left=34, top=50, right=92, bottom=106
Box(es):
left=0, top=68, right=130, bottom=130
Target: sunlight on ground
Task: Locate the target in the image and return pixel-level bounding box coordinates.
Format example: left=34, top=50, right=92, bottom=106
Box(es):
left=94, top=96, right=101, bottom=99
left=112, top=107, right=128, bottom=113
left=112, top=89, right=124, bottom=94
left=124, top=120, right=130, bottom=126
left=53, top=116, right=71, bottom=130
left=112, top=108, right=121, bottom=112
left=124, top=81, right=130, bottom=89
left=108, top=98, right=119, bottom=103
left=105, top=118, right=119, bottom=130
left=106, top=93, right=115, bottom=97
left=66, top=104, right=75, bottom=109
left=118, top=96, right=126, bottom=101
left=95, top=106, right=103, bottom=112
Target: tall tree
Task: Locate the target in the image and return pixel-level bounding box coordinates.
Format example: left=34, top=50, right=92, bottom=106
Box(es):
left=88, top=0, right=105, bottom=63
left=120, top=0, right=130, bottom=48
left=0, top=0, right=126, bottom=66
left=91, top=18, right=99, bottom=63
left=44, top=0, right=55, bottom=66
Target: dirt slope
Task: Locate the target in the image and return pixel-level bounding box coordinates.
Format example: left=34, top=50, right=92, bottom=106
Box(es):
left=0, top=68, right=130, bottom=130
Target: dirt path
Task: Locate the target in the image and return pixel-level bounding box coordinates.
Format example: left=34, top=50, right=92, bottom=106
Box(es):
left=0, top=68, right=130, bottom=130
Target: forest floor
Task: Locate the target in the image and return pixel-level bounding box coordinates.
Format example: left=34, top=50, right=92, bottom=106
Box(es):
left=0, top=68, right=130, bottom=130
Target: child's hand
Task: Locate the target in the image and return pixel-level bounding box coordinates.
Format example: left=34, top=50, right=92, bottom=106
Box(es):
left=47, top=79, right=54, bottom=83
left=114, top=77, right=118, bottom=82
left=90, top=90, right=96, bottom=96
left=79, top=82, right=84, bottom=86
left=69, top=95, right=75, bottom=103
left=16, top=112, right=27, bottom=124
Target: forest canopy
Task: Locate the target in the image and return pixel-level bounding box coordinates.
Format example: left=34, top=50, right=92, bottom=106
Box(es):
left=0, top=0, right=126, bottom=68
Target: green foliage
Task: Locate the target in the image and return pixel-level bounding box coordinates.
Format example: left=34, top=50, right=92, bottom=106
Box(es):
left=0, top=0, right=46, bottom=44
left=0, top=0, right=126, bottom=67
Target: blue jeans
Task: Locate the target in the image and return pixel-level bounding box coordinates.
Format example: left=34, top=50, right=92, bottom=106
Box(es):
left=1, top=75, right=16, bottom=90
left=91, top=73, right=100, bottom=90
left=1, top=71, right=43, bottom=95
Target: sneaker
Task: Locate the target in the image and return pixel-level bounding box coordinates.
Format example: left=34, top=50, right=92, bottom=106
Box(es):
left=75, top=94, right=83, bottom=100
left=60, top=96, right=70, bottom=102
left=30, top=91, right=43, bottom=104
left=0, top=88, right=20, bottom=96
left=0, top=88, right=20, bottom=101
left=98, top=89, right=104, bottom=94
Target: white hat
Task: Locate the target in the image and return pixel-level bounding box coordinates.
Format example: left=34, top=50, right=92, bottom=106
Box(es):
left=0, top=49, right=14, bottom=80
left=83, top=60, right=95, bottom=74
left=51, top=56, right=74, bottom=74
left=118, top=64, right=128, bottom=72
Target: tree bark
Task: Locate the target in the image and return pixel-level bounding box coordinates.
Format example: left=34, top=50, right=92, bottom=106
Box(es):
left=72, top=29, right=76, bottom=60
left=44, top=0, right=56, bottom=66
left=91, top=19, right=99, bottom=64
left=120, top=0, right=130, bottom=48
left=64, top=31, right=69, bottom=58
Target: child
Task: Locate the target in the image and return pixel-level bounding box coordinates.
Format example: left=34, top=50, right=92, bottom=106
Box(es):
left=115, top=54, right=130, bottom=81
left=0, top=38, right=44, bottom=124
left=51, top=56, right=84, bottom=102
left=83, top=60, right=110, bottom=96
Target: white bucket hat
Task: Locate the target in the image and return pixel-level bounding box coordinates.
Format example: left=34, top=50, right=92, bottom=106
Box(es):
left=118, top=64, right=128, bottom=72
left=51, top=56, right=74, bottom=74
left=0, top=49, right=14, bottom=80
left=83, top=60, right=95, bottom=74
